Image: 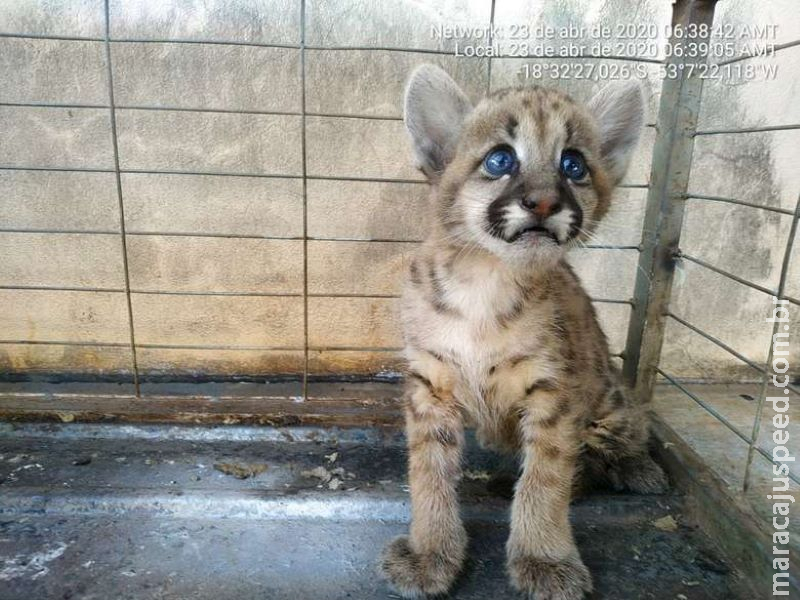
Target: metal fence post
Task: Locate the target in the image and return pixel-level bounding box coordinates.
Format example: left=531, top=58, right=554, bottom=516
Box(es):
left=622, top=0, right=719, bottom=400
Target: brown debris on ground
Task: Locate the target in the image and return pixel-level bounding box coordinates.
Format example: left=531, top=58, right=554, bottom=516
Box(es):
left=652, top=515, right=679, bottom=532
left=213, top=462, right=268, bottom=480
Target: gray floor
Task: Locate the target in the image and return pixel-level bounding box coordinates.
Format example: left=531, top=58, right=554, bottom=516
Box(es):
left=0, top=423, right=745, bottom=599
left=653, top=382, right=800, bottom=547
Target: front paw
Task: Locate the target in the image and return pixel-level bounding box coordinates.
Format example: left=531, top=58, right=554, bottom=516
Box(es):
left=380, top=535, right=463, bottom=598
left=508, top=553, right=592, bottom=600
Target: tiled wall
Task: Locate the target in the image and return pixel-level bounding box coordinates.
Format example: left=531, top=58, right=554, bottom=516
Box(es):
left=1, top=0, right=677, bottom=390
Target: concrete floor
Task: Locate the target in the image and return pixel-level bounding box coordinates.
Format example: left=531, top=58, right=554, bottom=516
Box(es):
left=653, top=382, right=800, bottom=547
left=0, top=422, right=749, bottom=600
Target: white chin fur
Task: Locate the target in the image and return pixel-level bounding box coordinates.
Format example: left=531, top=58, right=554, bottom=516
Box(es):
left=504, top=207, right=577, bottom=246
left=459, top=186, right=569, bottom=267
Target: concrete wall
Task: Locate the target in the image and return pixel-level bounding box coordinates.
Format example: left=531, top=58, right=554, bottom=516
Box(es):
left=0, top=0, right=795, bottom=385
left=659, top=0, right=800, bottom=380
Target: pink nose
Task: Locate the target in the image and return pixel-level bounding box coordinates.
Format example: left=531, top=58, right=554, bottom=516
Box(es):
left=521, top=195, right=560, bottom=219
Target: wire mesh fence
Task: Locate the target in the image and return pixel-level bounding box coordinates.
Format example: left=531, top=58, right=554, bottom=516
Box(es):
left=0, top=0, right=660, bottom=400
left=618, top=0, right=800, bottom=493
left=0, top=0, right=797, bottom=495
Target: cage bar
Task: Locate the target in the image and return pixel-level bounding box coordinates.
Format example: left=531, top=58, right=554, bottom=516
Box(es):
left=299, top=0, right=310, bottom=398
left=102, top=0, right=140, bottom=396
left=743, top=193, right=800, bottom=490
left=716, top=38, right=800, bottom=66
left=676, top=251, right=776, bottom=297
left=656, top=368, right=753, bottom=444
left=622, top=0, right=719, bottom=398
left=694, top=124, right=800, bottom=136
left=685, top=192, right=796, bottom=216
left=666, top=312, right=800, bottom=397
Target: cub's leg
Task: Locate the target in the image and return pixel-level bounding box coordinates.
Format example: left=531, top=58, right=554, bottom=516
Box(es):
left=380, top=369, right=466, bottom=597
left=582, top=387, right=668, bottom=494
left=507, top=394, right=592, bottom=600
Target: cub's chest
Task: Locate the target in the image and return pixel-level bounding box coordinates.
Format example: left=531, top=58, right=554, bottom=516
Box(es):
left=401, top=252, right=563, bottom=401
left=404, top=269, right=553, bottom=368
left=425, top=313, right=538, bottom=368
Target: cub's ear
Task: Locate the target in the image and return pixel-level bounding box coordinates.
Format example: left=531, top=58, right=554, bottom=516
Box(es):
left=404, top=64, right=473, bottom=179
left=587, top=81, right=645, bottom=185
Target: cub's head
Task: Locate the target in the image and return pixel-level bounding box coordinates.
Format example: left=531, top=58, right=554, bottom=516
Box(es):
left=404, top=64, right=644, bottom=267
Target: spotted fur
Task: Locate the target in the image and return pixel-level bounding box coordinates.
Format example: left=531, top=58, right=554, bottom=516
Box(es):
left=380, top=66, right=668, bottom=599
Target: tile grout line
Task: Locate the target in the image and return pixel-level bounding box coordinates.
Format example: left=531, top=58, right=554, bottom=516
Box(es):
left=103, top=0, right=141, bottom=397
left=300, top=0, right=310, bottom=400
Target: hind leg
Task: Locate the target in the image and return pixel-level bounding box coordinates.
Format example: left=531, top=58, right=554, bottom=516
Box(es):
left=601, top=450, right=669, bottom=494
left=581, top=388, right=668, bottom=494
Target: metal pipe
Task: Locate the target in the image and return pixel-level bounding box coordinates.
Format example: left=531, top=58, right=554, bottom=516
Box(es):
left=676, top=251, right=777, bottom=297
left=684, top=192, right=796, bottom=216
left=694, top=124, right=800, bottom=136
left=743, top=193, right=800, bottom=491
left=656, top=368, right=753, bottom=445
left=622, top=0, right=719, bottom=398
left=103, top=0, right=140, bottom=396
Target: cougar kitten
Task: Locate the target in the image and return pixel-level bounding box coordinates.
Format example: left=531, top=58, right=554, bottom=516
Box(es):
left=380, top=65, right=667, bottom=600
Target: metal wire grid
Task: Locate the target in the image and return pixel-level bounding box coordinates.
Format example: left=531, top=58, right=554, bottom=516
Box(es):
left=0, top=0, right=657, bottom=397
left=0, top=0, right=795, bottom=475
left=659, top=191, right=800, bottom=487
left=617, top=0, right=800, bottom=491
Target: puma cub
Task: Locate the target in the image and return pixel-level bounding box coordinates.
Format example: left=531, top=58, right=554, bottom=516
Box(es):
left=380, top=65, right=667, bottom=599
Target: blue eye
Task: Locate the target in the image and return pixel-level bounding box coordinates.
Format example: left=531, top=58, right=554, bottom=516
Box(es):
left=483, top=147, right=517, bottom=177
left=560, top=150, right=587, bottom=180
